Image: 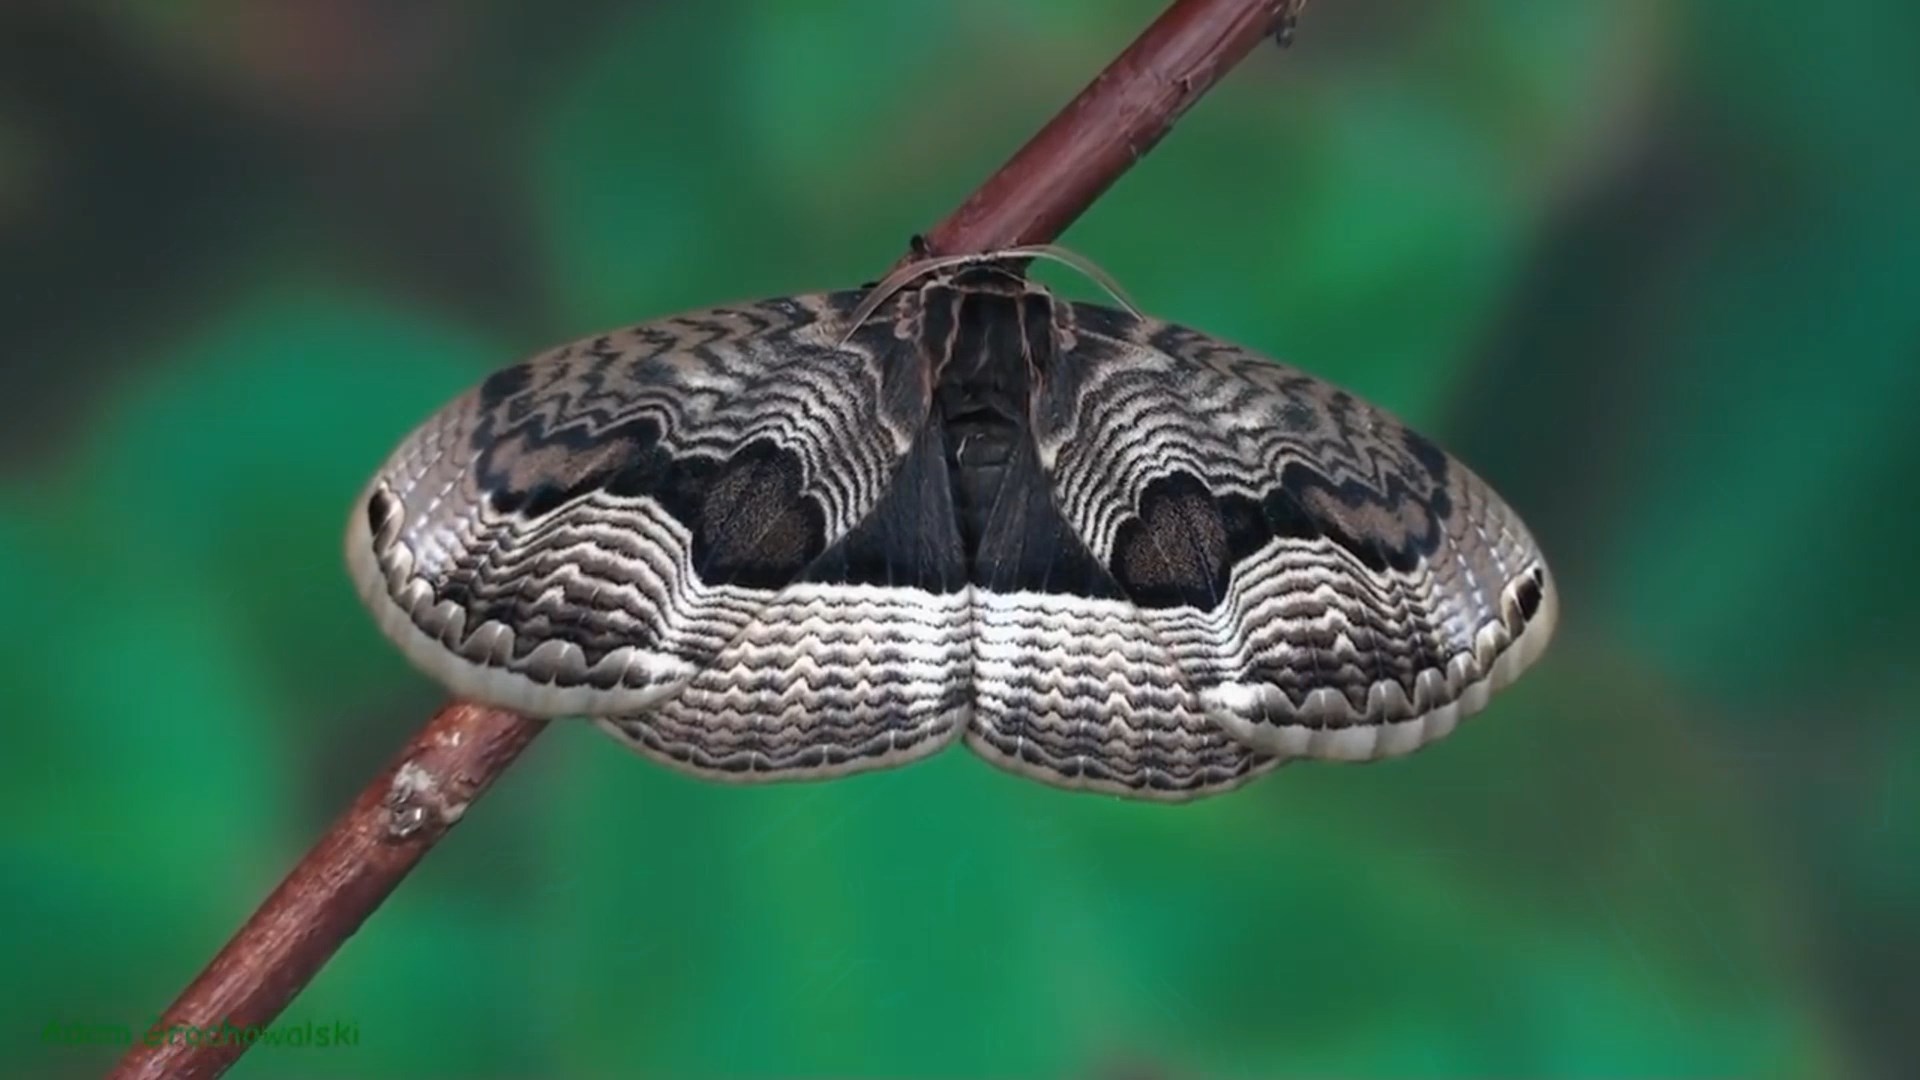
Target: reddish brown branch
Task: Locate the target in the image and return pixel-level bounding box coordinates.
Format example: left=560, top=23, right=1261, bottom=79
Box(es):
left=109, top=1, right=1302, bottom=1076
left=919, top=0, right=1298, bottom=257
left=109, top=704, right=547, bottom=1079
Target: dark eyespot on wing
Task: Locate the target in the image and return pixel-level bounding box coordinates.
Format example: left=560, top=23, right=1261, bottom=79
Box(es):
left=1109, top=473, right=1268, bottom=610
left=682, top=441, right=828, bottom=589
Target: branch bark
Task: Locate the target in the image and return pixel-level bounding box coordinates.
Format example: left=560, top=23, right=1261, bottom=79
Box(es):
left=108, top=705, right=547, bottom=1079
left=108, top=1, right=1302, bottom=1076
left=919, top=0, right=1298, bottom=258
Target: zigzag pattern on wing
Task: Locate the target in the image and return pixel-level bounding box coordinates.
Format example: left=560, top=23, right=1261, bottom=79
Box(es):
left=345, top=292, right=930, bottom=719
left=968, top=588, right=1283, bottom=800
left=601, top=583, right=973, bottom=781
left=962, top=434, right=1278, bottom=801
left=1032, top=303, right=1558, bottom=758
left=467, top=295, right=917, bottom=537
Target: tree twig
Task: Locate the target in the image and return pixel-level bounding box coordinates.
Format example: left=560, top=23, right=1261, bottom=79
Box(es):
left=108, top=1, right=1303, bottom=1076
left=917, top=0, right=1299, bottom=259
left=108, top=704, right=547, bottom=1079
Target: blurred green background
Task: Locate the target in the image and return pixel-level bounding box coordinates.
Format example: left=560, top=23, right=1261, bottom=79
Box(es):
left=3, top=1, right=1914, bottom=1077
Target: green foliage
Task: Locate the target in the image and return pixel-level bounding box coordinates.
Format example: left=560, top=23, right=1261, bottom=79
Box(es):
left=2, top=1, right=1909, bottom=1076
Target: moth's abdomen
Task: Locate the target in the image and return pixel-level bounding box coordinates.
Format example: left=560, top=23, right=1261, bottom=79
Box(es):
left=942, top=412, right=1018, bottom=561
left=920, top=271, right=1053, bottom=569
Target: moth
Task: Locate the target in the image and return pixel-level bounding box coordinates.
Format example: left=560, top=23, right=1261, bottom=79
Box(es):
left=345, top=250, right=1557, bottom=801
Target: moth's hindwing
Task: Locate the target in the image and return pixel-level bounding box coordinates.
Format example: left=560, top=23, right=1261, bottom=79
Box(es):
left=962, top=432, right=1285, bottom=800
left=1024, top=302, right=1559, bottom=764
left=344, top=292, right=932, bottom=726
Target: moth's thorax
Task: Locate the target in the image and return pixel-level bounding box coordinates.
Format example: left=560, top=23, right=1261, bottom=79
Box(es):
left=906, top=267, right=1061, bottom=556
left=913, top=268, right=1059, bottom=410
